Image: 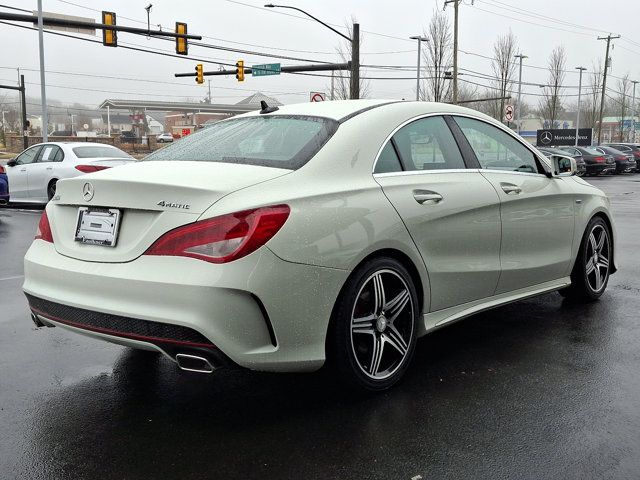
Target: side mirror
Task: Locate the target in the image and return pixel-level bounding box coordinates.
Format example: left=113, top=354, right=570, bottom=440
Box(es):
left=550, top=154, right=576, bottom=177
left=6, top=159, right=17, bottom=167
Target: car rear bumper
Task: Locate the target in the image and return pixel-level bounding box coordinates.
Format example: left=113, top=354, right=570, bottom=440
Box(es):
left=586, top=164, right=612, bottom=175
left=23, top=241, right=348, bottom=372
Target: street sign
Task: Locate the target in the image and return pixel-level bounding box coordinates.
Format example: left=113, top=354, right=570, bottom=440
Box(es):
left=504, top=104, right=514, bottom=122
left=536, top=128, right=593, bottom=147
left=252, top=63, right=281, bottom=77
left=310, top=92, right=326, bottom=102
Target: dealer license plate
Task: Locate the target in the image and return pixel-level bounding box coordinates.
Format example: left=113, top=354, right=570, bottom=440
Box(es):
left=74, top=207, right=121, bottom=247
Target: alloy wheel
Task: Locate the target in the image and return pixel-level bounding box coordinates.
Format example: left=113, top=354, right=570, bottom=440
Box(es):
left=350, top=269, right=414, bottom=380
left=585, top=224, right=610, bottom=293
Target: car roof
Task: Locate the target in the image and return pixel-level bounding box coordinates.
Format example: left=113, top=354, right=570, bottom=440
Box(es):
left=236, top=99, right=497, bottom=123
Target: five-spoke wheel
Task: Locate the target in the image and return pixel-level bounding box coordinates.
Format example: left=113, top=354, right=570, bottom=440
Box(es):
left=329, top=257, right=418, bottom=391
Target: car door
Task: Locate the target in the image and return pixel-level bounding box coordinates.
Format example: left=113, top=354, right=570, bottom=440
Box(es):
left=5, top=145, right=42, bottom=199
left=452, top=116, right=574, bottom=294
left=29, top=144, right=64, bottom=201
left=373, top=115, right=502, bottom=311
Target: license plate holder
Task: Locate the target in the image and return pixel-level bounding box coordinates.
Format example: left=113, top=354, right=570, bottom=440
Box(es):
left=74, top=207, right=121, bottom=247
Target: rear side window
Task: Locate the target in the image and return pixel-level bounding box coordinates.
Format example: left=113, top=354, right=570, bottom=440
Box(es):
left=73, top=146, right=131, bottom=159
left=454, top=116, right=540, bottom=174
left=391, top=116, right=465, bottom=171
left=374, top=142, right=402, bottom=174
left=144, top=115, right=339, bottom=170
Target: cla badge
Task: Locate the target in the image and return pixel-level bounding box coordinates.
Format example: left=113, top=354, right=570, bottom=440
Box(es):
left=82, top=182, right=94, bottom=201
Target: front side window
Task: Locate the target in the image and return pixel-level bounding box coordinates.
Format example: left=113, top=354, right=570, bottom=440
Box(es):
left=15, top=146, right=41, bottom=165
left=391, top=116, right=465, bottom=171
left=144, top=115, right=339, bottom=170
left=454, top=116, right=540, bottom=174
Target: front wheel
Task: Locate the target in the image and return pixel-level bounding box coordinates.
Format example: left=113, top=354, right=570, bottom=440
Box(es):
left=559, top=217, right=612, bottom=301
left=328, top=257, right=419, bottom=392
left=47, top=180, right=57, bottom=201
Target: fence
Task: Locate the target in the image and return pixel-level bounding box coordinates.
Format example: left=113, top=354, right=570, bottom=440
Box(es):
left=3, top=134, right=162, bottom=155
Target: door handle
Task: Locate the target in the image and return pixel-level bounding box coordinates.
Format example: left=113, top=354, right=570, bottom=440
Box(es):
left=500, top=183, right=522, bottom=195
left=413, top=190, right=443, bottom=204
left=20, top=168, right=26, bottom=172
left=46, top=167, right=52, bottom=170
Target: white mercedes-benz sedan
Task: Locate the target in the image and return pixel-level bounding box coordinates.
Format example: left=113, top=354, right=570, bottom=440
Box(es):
left=23, top=100, right=616, bottom=391
left=5, top=142, right=134, bottom=203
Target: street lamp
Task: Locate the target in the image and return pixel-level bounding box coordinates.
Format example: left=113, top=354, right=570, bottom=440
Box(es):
left=575, top=67, right=587, bottom=146
left=409, top=35, right=428, bottom=101
left=264, top=4, right=360, bottom=99
left=514, top=53, right=527, bottom=134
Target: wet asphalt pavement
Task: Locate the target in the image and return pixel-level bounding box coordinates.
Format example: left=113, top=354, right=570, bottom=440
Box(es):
left=1, top=176, right=639, bottom=480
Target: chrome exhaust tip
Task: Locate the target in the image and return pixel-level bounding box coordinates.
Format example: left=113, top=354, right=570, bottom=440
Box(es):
left=0, top=199, right=7, bottom=206
left=175, top=353, right=215, bottom=373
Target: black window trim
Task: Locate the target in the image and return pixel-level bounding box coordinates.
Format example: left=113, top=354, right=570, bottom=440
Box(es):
left=448, top=113, right=551, bottom=177
left=372, top=113, right=473, bottom=175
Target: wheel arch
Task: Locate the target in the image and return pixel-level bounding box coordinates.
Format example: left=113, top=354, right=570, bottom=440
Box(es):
left=591, top=211, right=617, bottom=274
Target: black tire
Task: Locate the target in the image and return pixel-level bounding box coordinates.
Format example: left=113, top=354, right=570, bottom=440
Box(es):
left=559, top=216, right=612, bottom=302
left=328, top=257, right=419, bottom=392
left=47, top=180, right=57, bottom=201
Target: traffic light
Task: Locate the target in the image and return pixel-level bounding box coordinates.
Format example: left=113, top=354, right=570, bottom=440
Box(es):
left=235, top=60, right=245, bottom=82
left=175, top=22, right=188, bottom=55
left=102, top=11, right=117, bottom=47
left=195, top=64, right=204, bottom=84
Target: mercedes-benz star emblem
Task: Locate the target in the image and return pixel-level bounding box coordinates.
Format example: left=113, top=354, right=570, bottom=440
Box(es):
left=82, top=182, right=94, bottom=201
left=540, top=131, right=553, bottom=145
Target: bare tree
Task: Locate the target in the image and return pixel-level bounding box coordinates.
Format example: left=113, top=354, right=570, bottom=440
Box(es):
left=488, top=31, right=518, bottom=121
left=616, top=73, right=631, bottom=141
left=538, top=46, right=566, bottom=127
left=332, top=19, right=370, bottom=100
left=419, top=9, right=452, bottom=102
left=581, top=61, right=603, bottom=129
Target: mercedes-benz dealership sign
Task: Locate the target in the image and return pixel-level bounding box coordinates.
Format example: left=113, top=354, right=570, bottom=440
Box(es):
left=536, top=128, right=593, bottom=146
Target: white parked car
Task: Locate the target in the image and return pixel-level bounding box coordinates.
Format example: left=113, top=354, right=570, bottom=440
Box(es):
left=156, top=133, right=174, bottom=143
left=23, top=100, right=616, bottom=391
left=5, top=142, right=134, bottom=203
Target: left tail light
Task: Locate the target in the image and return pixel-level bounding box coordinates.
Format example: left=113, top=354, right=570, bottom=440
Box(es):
left=35, top=210, right=54, bottom=243
left=145, top=204, right=290, bottom=264
left=0, top=165, right=5, bottom=174
left=75, top=165, right=110, bottom=173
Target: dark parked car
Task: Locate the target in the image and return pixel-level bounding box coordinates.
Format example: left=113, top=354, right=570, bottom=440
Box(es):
left=558, top=146, right=615, bottom=176
left=603, top=143, right=640, bottom=172
left=0, top=163, right=9, bottom=205
left=119, top=130, right=138, bottom=143
left=538, top=146, right=586, bottom=176
left=596, top=146, right=636, bottom=174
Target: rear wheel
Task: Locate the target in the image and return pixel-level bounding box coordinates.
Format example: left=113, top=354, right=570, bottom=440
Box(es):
left=328, top=257, right=419, bottom=392
left=560, top=217, right=611, bottom=301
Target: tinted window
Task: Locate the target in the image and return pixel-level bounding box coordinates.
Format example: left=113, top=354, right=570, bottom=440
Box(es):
left=144, top=115, right=339, bottom=170
left=15, top=146, right=41, bottom=165
left=374, top=142, right=402, bottom=174
left=455, top=116, right=540, bottom=174
left=392, top=116, right=465, bottom=171
left=73, top=146, right=131, bottom=159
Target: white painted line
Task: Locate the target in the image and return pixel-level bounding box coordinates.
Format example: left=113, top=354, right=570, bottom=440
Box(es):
left=0, top=275, right=24, bottom=282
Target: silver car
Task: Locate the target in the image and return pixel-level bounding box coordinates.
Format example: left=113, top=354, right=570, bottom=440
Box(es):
left=23, top=100, right=616, bottom=391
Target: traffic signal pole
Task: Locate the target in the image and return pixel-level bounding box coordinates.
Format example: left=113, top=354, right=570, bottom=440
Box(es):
left=350, top=23, right=360, bottom=100
left=175, top=61, right=351, bottom=79
left=0, top=77, right=28, bottom=149
left=37, top=0, right=48, bottom=141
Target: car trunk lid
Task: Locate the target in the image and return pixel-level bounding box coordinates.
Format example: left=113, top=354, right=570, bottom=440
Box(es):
left=49, top=161, right=291, bottom=263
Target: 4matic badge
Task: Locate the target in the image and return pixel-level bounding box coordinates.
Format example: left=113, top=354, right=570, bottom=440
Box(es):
left=157, top=200, right=191, bottom=210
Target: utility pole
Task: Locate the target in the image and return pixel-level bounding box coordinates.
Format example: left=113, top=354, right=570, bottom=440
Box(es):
left=410, top=35, right=428, bottom=101
left=37, top=0, right=48, bottom=141
left=631, top=80, right=638, bottom=143
left=597, top=34, right=620, bottom=144
left=20, top=75, right=27, bottom=149
left=575, top=67, right=586, bottom=146
left=350, top=22, right=360, bottom=100
left=330, top=70, right=335, bottom=100
left=207, top=79, right=212, bottom=104
left=514, top=53, right=527, bottom=134
left=444, top=0, right=460, bottom=104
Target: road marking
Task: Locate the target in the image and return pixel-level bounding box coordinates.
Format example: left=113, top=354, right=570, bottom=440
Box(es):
left=0, top=275, right=24, bottom=282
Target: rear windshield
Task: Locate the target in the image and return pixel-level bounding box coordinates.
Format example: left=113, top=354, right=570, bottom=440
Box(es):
left=73, top=146, right=131, bottom=159
left=582, top=147, right=601, bottom=155
left=143, top=115, right=339, bottom=170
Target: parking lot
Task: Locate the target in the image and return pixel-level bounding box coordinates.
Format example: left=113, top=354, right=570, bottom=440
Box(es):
left=0, top=174, right=639, bottom=480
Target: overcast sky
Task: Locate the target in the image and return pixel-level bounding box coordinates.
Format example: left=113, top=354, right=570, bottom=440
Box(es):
left=0, top=0, right=639, bottom=110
